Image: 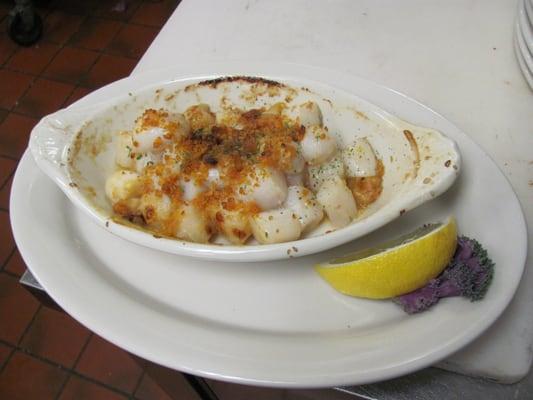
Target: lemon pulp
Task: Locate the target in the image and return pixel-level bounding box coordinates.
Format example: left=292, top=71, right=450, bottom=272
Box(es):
left=315, top=217, right=457, bottom=299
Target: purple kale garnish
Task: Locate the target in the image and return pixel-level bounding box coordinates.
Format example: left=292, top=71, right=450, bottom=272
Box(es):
left=394, top=236, right=494, bottom=314
left=392, top=279, right=440, bottom=314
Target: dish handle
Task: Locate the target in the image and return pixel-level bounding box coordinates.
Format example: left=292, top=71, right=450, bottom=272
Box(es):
left=28, top=106, right=98, bottom=188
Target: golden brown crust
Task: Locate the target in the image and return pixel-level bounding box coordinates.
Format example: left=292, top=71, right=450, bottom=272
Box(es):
left=347, top=160, right=385, bottom=210
left=111, top=104, right=385, bottom=243
left=115, top=106, right=303, bottom=239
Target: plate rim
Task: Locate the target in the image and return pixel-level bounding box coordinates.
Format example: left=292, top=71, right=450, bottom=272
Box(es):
left=514, top=27, right=533, bottom=90
left=10, top=62, right=529, bottom=388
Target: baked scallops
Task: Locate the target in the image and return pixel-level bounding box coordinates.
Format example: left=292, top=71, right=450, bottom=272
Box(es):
left=105, top=102, right=384, bottom=245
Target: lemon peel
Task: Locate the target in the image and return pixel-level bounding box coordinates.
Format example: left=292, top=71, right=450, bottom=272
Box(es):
left=315, top=217, right=457, bottom=299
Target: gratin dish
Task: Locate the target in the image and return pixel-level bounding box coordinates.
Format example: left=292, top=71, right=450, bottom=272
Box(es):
left=29, top=75, right=460, bottom=261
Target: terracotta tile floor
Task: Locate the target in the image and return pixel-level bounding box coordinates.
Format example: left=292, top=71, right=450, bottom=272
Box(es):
left=0, top=1, right=185, bottom=399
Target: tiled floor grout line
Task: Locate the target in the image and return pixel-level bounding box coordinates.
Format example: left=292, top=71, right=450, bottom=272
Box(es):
left=55, top=335, right=95, bottom=400
left=71, top=7, right=134, bottom=86
left=0, top=345, right=16, bottom=377
left=53, top=373, right=72, bottom=400
left=16, top=304, right=42, bottom=347
left=2, top=74, right=37, bottom=114
left=0, top=49, right=17, bottom=69
left=3, top=44, right=62, bottom=80
left=53, top=372, right=71, bottom=400
left=0, top=248, right=17, bottom=272
left=130, top=369, right=146, bottom=399
left=0, top=302, right=45, bottom=386
left=63, top=362, right=140, bottom=398
left=70, top=332, right=93, bottom=372
left=0, top=161, right=18, bottom=188
left=1, top=269, right=21, bottom=279
left=0, top=194, right=16, bottom=272
left=2, top=49, right=60, bottom=115
left=0, top=338, right=18, bottom=349
left=0, top=154, right=18, bottom=162
left=52, top=0, right=146, bottom=63
left=0, top=333, right=139, bottom=398
left=66, top=332, right=150, bottom=398
left=102, top=19, right=129, bottom=57
left=0, top=168, right=17, bottom=205
left=72, top=2, right=167, bottom=83
left=98, top=8, right=176, bottom=61
left=61, top=86, right=83, bottom=109
left=7, top=108, right=58, bottom=120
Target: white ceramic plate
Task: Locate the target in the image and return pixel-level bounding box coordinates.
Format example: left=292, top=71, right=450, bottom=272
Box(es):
left=11, top=63, right=527, bottom=388
left=29, top=74, right=459, bottom=262
left=514, top=27, right=533, bottom=90
left=518, top=0, right=533, bottom=62
left=524, top=0, right=533, bottom=32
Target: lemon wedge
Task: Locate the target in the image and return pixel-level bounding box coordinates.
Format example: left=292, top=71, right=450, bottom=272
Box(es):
left=315, top=217, right=457, bottom=299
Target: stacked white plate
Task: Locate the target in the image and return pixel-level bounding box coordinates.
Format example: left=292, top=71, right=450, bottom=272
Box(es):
left=516, top=0, right=533, bottom=89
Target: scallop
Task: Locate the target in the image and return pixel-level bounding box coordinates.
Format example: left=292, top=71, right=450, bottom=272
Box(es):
left=215, top=209, right=252, bottom=245
left=240, top=167, right=288, bottom=211
left=181, top=178, right=204, bottom=201
left=264, top=102, right=286, bottom=116
left=162, top=151, right=183, bottom=175
left=301, top=125, right=337, bottom=165
left=284, top=143, right=305, bottom=174
left=139, top=192, right=172, bottom=228
left=216, top=108, right=244, bottom=129
left=105, top=170, right=142, bottom=203
left=175, top=204, right=211, bottom=243
left=148, top=174, right=162, bottom=191
left=167, top=113, right=191, bottom=139
left=133, top=127, right=168, bottom=154
left=135, top=152, right=159, bottom=173
left=298, top=101, right=323, bottom=128
left=343, top=138, right=377, bottom=177
left=184, top=104, right=216, bottom=132
left=286, top=171, right=305, bottom=186
left=250, top=209, right=302, bottom=244
left=284, top=186, right=324, bottom=233
left=115, top=132, right=135, bottom=169
left=316, top=176, right=357, bottom=228
left=307, top=153, right=345, bottom=192
left=207, top=168, right=223, bottom=187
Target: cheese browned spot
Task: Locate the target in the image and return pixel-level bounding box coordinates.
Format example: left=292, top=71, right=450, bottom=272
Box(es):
left=347, top=160, right=384, bottom=210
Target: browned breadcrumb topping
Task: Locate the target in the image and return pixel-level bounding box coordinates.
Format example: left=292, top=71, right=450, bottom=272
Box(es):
left=111, top=104, right=385, bottom=243
left=114, top=106, right=304, bottom=238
